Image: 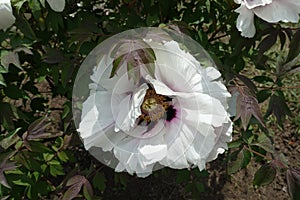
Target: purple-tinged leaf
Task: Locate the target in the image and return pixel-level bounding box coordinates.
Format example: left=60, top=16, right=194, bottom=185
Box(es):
left=257, top=31, right=278, bottom=58
left=62, top=134, right=73, bottom=150
left=27, top=116, right=51, bottom=136
left=235, top=93, right=265, bottom=130
left=62, top=183, right=83, bottom=200
left=236, top=74, right=257, bottom=93
left=83, top=180, right=93, bottom=200
left=66, top=175, right=85, bottom=187
left=62, top=175, right=87, bottom=200
left=278, top=31, right=286, bottom=50
left=0, top=156, right=18, bottom=188
left=0, top=173, right=10, bottom=189
left=286, top=29, right=300, bottom=63
left=266, top=94, right=291, bottom=124
left=109, top=39, right=156, bottom=82
left=286, top=168, right=300, bottom=200
left=253, top=164, right=276, bottom=187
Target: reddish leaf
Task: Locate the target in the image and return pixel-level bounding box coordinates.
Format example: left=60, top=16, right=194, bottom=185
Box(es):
left=66, top=175, right=85, bottom=187
left=236, top=74, right=257, bottom=93
left=62, top=183, right=83, bottom=200
left=109, top=39, right=156, bottom=83
left=62, top=134, right=73, bottom=150
left=0, top=156, right=18, bottom=188
left=266, top=94, right=291, bottom=124
left=286, top=168, right=300, bottom=200
left=286, top=29, right=300, bottom=63
left=235, top=93, right=265, bottom=130
left=257, top=31, right=278, bottom=58
left=63, top=175, right=86, bottom=200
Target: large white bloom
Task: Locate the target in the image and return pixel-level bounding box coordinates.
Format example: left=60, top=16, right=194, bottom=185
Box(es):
left=76, top=30, right=232, bottom=177
left=235, top=0, right=300, bottom=37
left=0, top=0, right=15, bottom=30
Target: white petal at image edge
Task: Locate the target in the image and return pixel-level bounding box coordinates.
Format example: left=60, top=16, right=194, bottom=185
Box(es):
left=253, top=0, right=300, bottom=23
left=235, top=4, right=256, bottom=38
left=0, top=0, right=15, bottom=30
left=46, top=0, right=65, bottom=12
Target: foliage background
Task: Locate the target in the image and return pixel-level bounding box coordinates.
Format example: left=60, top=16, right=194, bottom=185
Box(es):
left=0, top=0, right=299, bottom=199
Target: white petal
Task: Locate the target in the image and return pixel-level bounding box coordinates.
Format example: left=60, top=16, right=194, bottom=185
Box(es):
left=146, top=40, right=202, bottom=93
left=138, top=121, right=168, bottom=167
left=91, top=57, right=135, bottom=94
left=114, top=84, right=148, bottom=132
left=0, top=0, right=15, bottom=30
left=78, top=91, right=114, bottom=139
left=160, top=122, right=189, bottom=169
left=206, top=121, right=233, bottom=162
left=177, top=92, right=228, bottom=127
left=234, top=0, right=242, bottom=4
left=138, top=144, right=167, bottom=166
left=145, top=74, right=176, bottom=96
left=253, top=0, right=300, bottom=23
left=244, top=0, right=272, bottom=9
left=235, top=4, right=256, bottom=38
left=46, top=0, right=65, bottom=12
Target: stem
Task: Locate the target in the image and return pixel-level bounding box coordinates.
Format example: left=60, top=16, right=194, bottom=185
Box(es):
left=243, top=145, right=273, bottom=161
left=257, top=85, right=300, bottom=90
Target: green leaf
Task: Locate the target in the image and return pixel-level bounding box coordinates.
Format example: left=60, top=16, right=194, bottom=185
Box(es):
left=49, top=163, right=65, bottom=177
left=12, top=0, right=28, bottom=12
left=253, top=132, right=274, bottom=153
left=228, top=140, right=242, bottom=148
left=83, top=181, right=93, bottom=200
left=3, top=84, right=26, bottom=99
left=228, top=149, right=251, bottom=174
left=176, top=170, right=190, bottom=184
left=28, top=0, right=41, bottom=20
left=253, top=76, right=274, bottom=84
left=0, top=74, right=6, bottom=86
left=30, top=97, right=47, bottom=111
left=253, top=164, right=276, bottom=187
left=28, top=141, right=53, bottom=153
left=0, top=128, right=21, bottom=150
left=92, top=172, right=106, bottom=192
left=0, top=102, right=15, bottom=130
left=228, top=154, right=243, bottom=174
left=257, top=89, right=272, bottom=103
left=57, top=151, right=69, bottom=162
left=15, top=14, right=37, bottom=40
left=46, top=11, right=64, bottom=33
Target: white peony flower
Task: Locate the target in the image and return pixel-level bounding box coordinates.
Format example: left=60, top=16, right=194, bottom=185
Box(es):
left=46, top=0, right=65, bottom=12
left=74, top=28, right=232, bottom=177
left=234, top=0, right=300, bottom=37
left=0, top=0, right=15, bottom=30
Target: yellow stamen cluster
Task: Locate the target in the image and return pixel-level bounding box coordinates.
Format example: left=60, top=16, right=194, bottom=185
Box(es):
left=137, top=88, right=170, bottom=125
